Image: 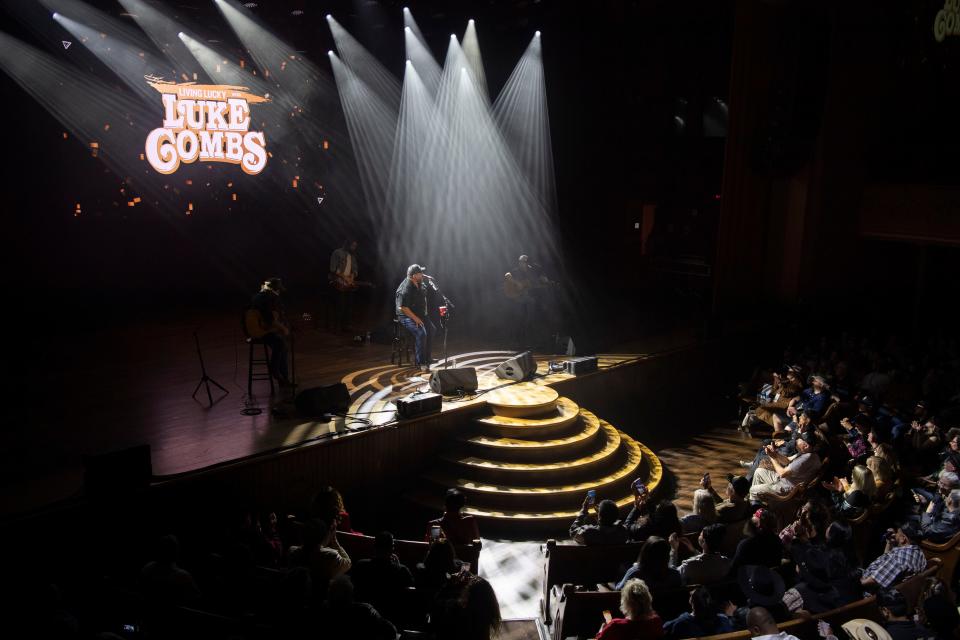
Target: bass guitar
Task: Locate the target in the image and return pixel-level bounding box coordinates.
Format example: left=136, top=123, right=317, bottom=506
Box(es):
left=330, top=274, right=375, bottom=292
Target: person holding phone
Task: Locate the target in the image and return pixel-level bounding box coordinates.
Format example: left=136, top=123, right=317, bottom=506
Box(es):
left=570, top=492, right=628, bottom=545
left=426, top=488, right=480, bottom=545
left=596, top=579, right=663, bottom=639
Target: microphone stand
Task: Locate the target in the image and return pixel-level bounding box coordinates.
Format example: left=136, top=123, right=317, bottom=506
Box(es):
left=427, top=276, right=455, bottom=369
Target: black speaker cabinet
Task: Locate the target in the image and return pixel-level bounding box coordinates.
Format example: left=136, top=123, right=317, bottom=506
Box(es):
left=564, top=356, right=598, bottom=375
left=429, top=367, right=478, bottom=395
left=494, top=351, right=537, bottom=381
left=295, top=383, right=350, bottom=417
left=396, top=392, right=442, bottom=419
left=83, top=444, right=153, bottom=496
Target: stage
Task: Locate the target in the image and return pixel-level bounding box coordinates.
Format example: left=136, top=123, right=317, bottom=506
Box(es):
left=4, top=304, right=700, bottom=520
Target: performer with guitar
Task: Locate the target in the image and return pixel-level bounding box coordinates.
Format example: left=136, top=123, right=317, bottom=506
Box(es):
left=396, top=264, right=435, bottom=372
left=329, top=239, right=374, bottom=332
left=246, top=277, right=292, bottom=387
left=504, top=255, right=555, bottom=349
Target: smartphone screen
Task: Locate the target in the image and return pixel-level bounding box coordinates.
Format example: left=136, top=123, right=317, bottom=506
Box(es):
left=586, top=489, right=597, bottom=504
left=460, top=562, right=471, bottom=573
left=603, top=610, right=613, bottom=623
left=430, top=525, right=441, bottom=541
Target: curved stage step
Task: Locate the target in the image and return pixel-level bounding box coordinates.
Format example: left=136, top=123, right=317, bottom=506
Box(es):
left=405, top=385, right=665, bottom=529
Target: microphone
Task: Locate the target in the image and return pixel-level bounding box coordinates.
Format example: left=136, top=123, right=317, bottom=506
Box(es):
left=422, top=274, right=435, bottom=280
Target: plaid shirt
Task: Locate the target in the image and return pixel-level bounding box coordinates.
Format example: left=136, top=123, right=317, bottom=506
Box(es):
left=863, top=544, right=927, bottom=588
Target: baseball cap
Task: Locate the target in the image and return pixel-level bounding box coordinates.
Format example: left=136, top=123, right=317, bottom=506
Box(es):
left=407, top=264, right=425, bottom=277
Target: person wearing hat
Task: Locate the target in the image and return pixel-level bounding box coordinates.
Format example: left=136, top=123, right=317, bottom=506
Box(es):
left=745, top=606, right=801, bottom=640
left=781, top=546, right=845, bottom=614
left=395, top=264, right=434, bottom=372
left=838, top=618, right=893, bottom=640
left=701, top=474, right=752, bottom=523
left=748, top=432, right=822, bottom=504
left=249, top=277, right=291, bottom=386
left=861, top=522, right=927, bottom=590
left=751, top=367, right=804, bottom=431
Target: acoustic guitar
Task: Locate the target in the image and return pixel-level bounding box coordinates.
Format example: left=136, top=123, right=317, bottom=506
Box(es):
left=244, top=308, right=289, bottom=339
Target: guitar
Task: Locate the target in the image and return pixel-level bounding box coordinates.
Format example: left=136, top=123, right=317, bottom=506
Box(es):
left=244, top=308, right=289, bottom=339
left=503, top=273, right=558, bottom=300
left=330, top=273, right=375, bottom=292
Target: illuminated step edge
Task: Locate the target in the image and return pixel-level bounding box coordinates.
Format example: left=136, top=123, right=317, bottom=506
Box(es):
left=443, top=423, right=621, bottom=473
left=474, top=397, right=581, bottom=438
left=408, top=435, right=664, bottom=522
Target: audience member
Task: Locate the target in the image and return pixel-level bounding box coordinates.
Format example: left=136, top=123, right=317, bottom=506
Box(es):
left=662, top=586, right=733, bottom=638
left=840, top=618, right=894, bottom=640
left=669, top=523, right=731, bottom=586
left=596, top=579, right=664, bottom=640
left=861, top=523, right=927, bottom=590
left=288, top=517, right=352, bottom=588
left=745, top=605, right=800, bottom=640
left=920, top=488, right=960, bottom=543
left=570, top=498, right=628, bottom=545
left=681, top=489, right=717, bottom=534
left=773, top=374, right=831, bottom=430
left=429, top=488, right=481, bottom=545
left=878, top=588, right=936, bottom=640
left=867, top=455, right=896, bottom=498
left=920, top=593, right=960, bottom=640
left=627, top=500, right=682, bottom=541
left=138, top=534, right=201, bottom=606
left=350, top=531, right=414, bottom=622
left=749, top=432, right=822, bottom=503
left=415, top=540, right=458, bottom=592
left=751, top=367, right=803, bottom=430
left=317, top=575, right=397, bottom=640
left=731, top=509, right=783, bottom=571
left=430, top=573, right=502, bottom=640
left=703, top=474, right=752, bottom=523
left=780, top=500, right=830, bottom=549
left=616, top=536, right=681, bottom=591
left=736, top=566, right=790, bottom=625
left=781, top=546, right=845, bottom=614
left=310, top=486, right=355, bottom=533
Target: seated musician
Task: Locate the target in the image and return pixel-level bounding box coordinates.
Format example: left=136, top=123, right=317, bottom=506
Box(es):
left=250, top=277, right=291, bottom=386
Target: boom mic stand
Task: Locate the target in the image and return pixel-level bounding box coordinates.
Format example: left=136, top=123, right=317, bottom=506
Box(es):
left=192, top=330, right=228, bottom=407
left=427, top=277, right=455, bottom=369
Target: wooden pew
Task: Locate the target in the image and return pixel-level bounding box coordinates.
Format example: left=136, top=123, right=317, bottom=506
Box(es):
left=541, top=539, right=644, bottom=623
left=921, top=529, right=960, bottom=598
left=336, top=531, right=481, bottom=575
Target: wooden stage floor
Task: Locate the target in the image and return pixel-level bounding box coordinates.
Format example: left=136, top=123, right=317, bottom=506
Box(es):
left=4, top=309, right=700, bottom=518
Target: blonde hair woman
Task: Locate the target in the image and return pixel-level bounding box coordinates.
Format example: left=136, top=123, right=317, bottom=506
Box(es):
left=596, top=578, right=664, bottom=639
left=866, top=456, right=895, bottom=497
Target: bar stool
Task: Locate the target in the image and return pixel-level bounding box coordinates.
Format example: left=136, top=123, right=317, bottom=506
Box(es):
left=391, top=318, right=411, bottom=366
left=247, top=337, right=275, bottom=396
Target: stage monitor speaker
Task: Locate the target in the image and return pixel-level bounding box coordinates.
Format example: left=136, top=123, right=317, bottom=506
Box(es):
left=429, top=367, right=478, bottom=396
left=564, top=356, right=598, bottom=376
left=494, top=351, right=537, bottom=381
left=397, top=392, right=441, bottom=419
left=83, top=444, right=153, bottom=496
left=295, top=383, right=350, bottom=418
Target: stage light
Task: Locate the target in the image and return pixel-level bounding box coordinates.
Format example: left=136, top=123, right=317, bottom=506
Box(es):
left=450, top=34, right=456, bottom=39
left=405, top=26, right=411, bottom=31
left=326, top=14, right=332, bottom=20
left=535, top=30, right=541, bottom=37
left=177, top=31, right=185, bottom=38
left=403, top=7, right=409, bottom=12
left=328, top=50, right=334, bottom=56
left=406, top=59, right=411, bottom=65
left=52, top=11, right=59, bottom=18
left=469, top=19, right=474, bottom=24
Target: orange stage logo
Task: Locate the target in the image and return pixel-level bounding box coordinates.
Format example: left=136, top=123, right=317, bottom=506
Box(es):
left=144, top=77, right=270, bottom=175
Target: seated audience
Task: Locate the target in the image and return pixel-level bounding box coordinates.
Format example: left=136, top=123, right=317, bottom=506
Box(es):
left=570, top=497, right=628, bottom=545
left=773, top=374, right=831, bottom=431
left=920, top=593, right=960, bottom=640
left=736, top=566, right=790, bottom=625
left=749, top=432, right=821, bottom=503
left=681, top=488, right=717, bottom=534
left=839, top=618, right=895, bottom=640
left=627, top=499, right=682, bottom=542
left=746, top=606, right=802, bottom=640
left=288, top=517, right=352, bottom=588
left=702, top=474, right=751, bottom=523
left=428, top=488, right=481, bottom=544
left=669, top=523, right=731, bottom=586
left=750, top=367, right=803, bottom=430
left=742, top=411, right=815, bottom=477
left=838, top=490, right=872, bottom=521
left=430, top=572, right=502, bottom=640
left=310, top=485, right=355, bottom=533
left=415, top=540, right=459, bottom=592
left=912, top=471, right=960, bottom=515
left=662, top=586, right=733, bottom=639
left=866, top=455, right=896, bottom=498
left=780, top=499, right=830, bottom=549
left=139, top=534, right=201, bottom=606
left=731, top=509, right=783, bottom=571
left=861, top=522, right=927, bottom=590
left=824, top=464, right=877, bottom=506
left=616, top=536, right=681, bottom=591
left=596, top=579, right=663, bottom=640
left=782, top=546, right=845, bottom=614
left=350, top=531, right=414, bottom=622
left=878, top=588, right=936, bottom=640
left=920, top=488, right=960, bottom=543
left=317, top=575, right=396, bottom=640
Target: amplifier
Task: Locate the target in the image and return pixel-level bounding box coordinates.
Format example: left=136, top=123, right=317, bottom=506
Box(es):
left=563, top=356, right=598, bottom=375
left=396, top=392, right=442, bottom=419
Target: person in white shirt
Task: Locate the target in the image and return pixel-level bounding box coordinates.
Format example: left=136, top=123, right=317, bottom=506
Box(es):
left=747, top=606, right=801, bottom=640
left=749, top=432, right=821, bottom=503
